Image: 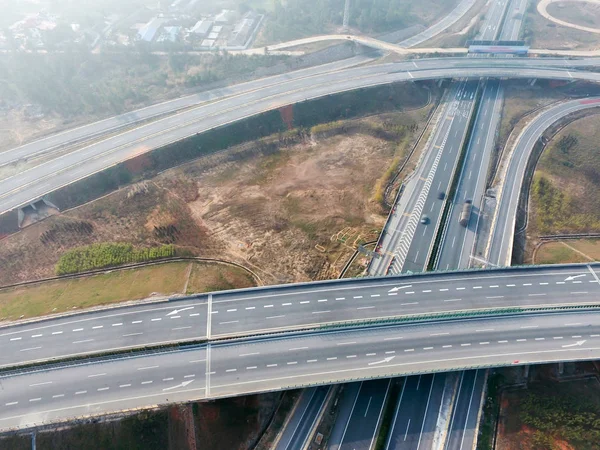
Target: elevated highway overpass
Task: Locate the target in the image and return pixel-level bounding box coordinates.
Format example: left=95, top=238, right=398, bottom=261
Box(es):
left=3, top=61, right=600, bottom=216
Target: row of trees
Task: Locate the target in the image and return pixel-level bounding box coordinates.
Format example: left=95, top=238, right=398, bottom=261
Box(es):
left=55, top=243, right=176, bottom=275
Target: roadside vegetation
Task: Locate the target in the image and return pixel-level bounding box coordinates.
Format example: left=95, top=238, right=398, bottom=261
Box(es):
left=534, top=239, right=600, bottom=265
left=0, top=261, right=255, bottom=321
left=529, top=113, right=600, bottom=236
left=55, top=243, right=176, bottom=275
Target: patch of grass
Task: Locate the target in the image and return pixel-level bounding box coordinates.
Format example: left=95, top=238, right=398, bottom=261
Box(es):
left=477, top=372, right=505, bottom=450
left=186, top=262, right=256, bottom=294
left=534, top=241, right=589, bottom=265
left=0, top=261, right=255, bottom=321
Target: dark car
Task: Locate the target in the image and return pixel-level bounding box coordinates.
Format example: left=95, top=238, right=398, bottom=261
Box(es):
left=437, top=191, right=445, bottom=200
left=420, top=215, right=429, bottom=225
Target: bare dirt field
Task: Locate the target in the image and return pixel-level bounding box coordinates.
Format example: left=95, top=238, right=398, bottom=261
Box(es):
left=0, top=102, right=431, bottom=288
left=525, top=1, right=600, bottom=49
left=547, top=1, right=600, bottom=30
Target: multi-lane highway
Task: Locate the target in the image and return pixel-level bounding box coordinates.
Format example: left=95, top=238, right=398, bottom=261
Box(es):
left=4, top=309, right=600, bottom=431
left=3, top=264, right=600, bottom=369
left=3, top=61, right=600, bottom=216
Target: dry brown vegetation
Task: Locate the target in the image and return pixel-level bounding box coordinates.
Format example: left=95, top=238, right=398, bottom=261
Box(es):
left=547, top=1, right=600, bottom=30
left=0, top=106, right=429, bottom=287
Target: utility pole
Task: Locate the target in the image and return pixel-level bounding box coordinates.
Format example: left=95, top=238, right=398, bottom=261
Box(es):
left=343, top=0, right=350, bottom=30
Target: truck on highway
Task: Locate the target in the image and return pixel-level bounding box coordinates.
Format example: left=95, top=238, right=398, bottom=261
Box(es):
left=459, top=200, right=473, bottom=227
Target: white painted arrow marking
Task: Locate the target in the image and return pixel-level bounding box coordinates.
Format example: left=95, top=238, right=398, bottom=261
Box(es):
left=162, top=380, right=194, bottom=391
left=565, top=274, right=586, bottom=282
left=167, top=307, right=194, bottom=316
left=389, top=285, right=412, bottom=293
left=562, top=340, right=587, bottom=348
left=368, top=356, right=396, bottom=366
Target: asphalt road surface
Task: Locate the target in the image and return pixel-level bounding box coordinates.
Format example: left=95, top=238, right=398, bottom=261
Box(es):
left=3, top=63, right=600, bottom=215
left=4, top=311, right=600, bottom=431
left=3, top=264, right=600, bottom=369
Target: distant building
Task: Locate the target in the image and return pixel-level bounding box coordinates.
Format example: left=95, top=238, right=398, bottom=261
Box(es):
left=190, top=19, right=212, bottom=36
left=137, top=17, right=165, bottom=42
left=212, top=25, right=223, bottom=33
left=200, top=39, right=215, bottom=47
left=229, top=12, right=257, bottom=47
left=208, top=31, right=219, bottom=40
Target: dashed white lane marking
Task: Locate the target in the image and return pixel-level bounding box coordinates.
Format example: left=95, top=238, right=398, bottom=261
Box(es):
left=73, top=339, right=94, bottom=344
left=30, top=381, right=52, bottom=387
left=486, top=296, right=504, bottom=299
left=535, top=338, right=545, bottom=341
left=476, top=329, right=494, bottom=332
left=119, top=384, right=132, bottom=388
left=388, top=293, right=398, bottom=296
left=405, top=349, right=414, bottom=352
left=553, top=337, right=563, bottom=340
left=401, top=302, right=418, bottom=306
left=528, top=293, right=546, bottom=297
left=424, top=347, right=433, bottom=350
left=5, top=402, right=18, bottom=406
left=312, top=310, right=331, bottom=314
left=112, top=323, right=123, bottom=327
left=431, top=333, right=449, bottom=336
left=384, top=336, right=403, bottom=341
left=307, top=359, right=318, bottom=363
left=371, top=294, right=381, bottom=298
left=267, top=364, right=278, bottom=367
left=247, top=366, right=257, bottom=370
left=264, top=305, right=274, bottom=308
left=75, top=391, right=87, bottom=395
left=354, top=296, right=363, bottom=299
left=456, top=287, right=465, bottom=290
left=97, top=387, right=110, bottom=392
left=517, top=339, right=527, bottom=342
left=137, top=365, right=159, bottom=371
left=266, top=315, right=286, bottom=320
left=490, top=285, right=499, bottom=288
left=52, top=395, right=64, bottom=399
left=591, top=335, right=600, bottom=338
left=300, top=301, right=310, bottom=304
left=405, top=292, right=415, bottom=295
left=336, top=297, right=346, bottom=300
left=556, top=281, right=565, bottom=284
left=318, top=299, right=328, bottom=303
left=565, top=323, right=582, bottom=326
left=347, top=355, right=357, bottom=358
left=162, top=378, right=174, bottom=382
left=439, top=288, right=449, bottom=292
left=287, top=362, right=297, bottom=365
left=132, top=320, right=143, bottom=324
left=20, top=347, right=41, bottom=352
left=184, top=374, right=195, bottom=379
left=92, top=326, right=103, bottom=329
left=506, top=284, right=515, bottom=287
left=385, top=351, right=396, bottom=354
left=539, top=282, right=548, bottom=285
left=498, top=340, right=508, bottom=343
left=29, top=398, right=41, bottom=402
left=87, top=373, right=106, bottom=378
left=227, top=309, right=237, bottom=312
left=443, top=298, right=462, bottom=303
left=190, top=313, right=200, bottom=317
left=10, top=337, right=21, bottom=341
left=366, top=353, right=377, bottom=356
left=52, top=331, right=63, bottom=335
left=337, top=342, right=356, bottom=346
left=327, top=357, right=338, bottom=361
left=290, top=347, right=309, bottom=351
left=31, top=334, right=43, bottom=338
left=72, top=329, right=83, bottom=332
left=461, top=343, right=471, bottom=347
left=246, top=306, right=256, bottom=310
left=473, top=286, right=482, bottom=289
left=172, top=326, right=192, bottom=331
left=123, top=332, right=143, bottom=337
left=573, top=335, right=582, bottom=338
left=357, top=306, right=375, bottom=310
left=422, top=290, right=431, bottom=293
left=151, top=318, right=162, bottom=322
left=520, top=326, right=538, bottom=329
left=219, top=320, right=239, bottom=324
left=189, top=359, right=206, bottom=363
left=480, top=342, right=490, bottom=345
left=141, top=381, right=153, bottom=385
left=571, top=291, right=588, bottom=294
left=170, top=316, right=181, bottom=319
left=443, top=345, right=452, bottom=348
left=239, top=352, right=260, bottom=357
left=282, top=303, right=292, bottom=306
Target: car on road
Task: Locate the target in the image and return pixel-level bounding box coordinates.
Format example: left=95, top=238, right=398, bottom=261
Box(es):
left=420, top=215, right=429, bottom=225
left=437, top=191, right=445, bottom=200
